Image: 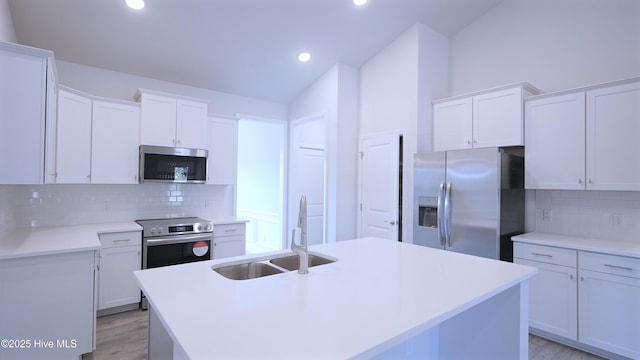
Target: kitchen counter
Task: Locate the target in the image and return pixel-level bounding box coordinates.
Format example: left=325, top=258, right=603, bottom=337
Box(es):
left=135, top=237, right=537, bottom=359
left=512, top=232, right=640, bottom=259
left=0, top=222, right=142, bottom=260
left=210, top=217, right=248, bottom=225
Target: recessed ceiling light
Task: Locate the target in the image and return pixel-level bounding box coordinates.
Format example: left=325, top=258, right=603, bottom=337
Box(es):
left=353, top=0, right=367, bottom=6
left=298, top=52, right=311, bottom=62
left=126, top=0, right=145, bottom=10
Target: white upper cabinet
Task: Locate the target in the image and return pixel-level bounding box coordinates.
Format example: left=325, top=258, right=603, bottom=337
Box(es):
left=586, top=81, right=640, bottom=190
left=56, top=86, right=92, bottom=184
left=206, top=116, right=238, bottom=185
left=136, top=89, right=208, bottom=149
left=91, top=99, right=140, bottom=184
left=433, top=97, right=472, bottom=151
left=525, top=78, right=640, bottom=190
left=0, top=42, right=55, bottom=184
left=433, top=83, right=537, bottom=152
left=525, top=92, right=586, bottom=189
left=176, top=99, right=208, bottom=149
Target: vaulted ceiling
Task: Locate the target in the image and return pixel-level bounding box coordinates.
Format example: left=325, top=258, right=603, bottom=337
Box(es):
left=9, top=0, right=503, bottom=103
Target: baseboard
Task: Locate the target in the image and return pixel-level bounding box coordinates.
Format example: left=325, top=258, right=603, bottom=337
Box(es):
left=530, top=327, right=632, bottom=360
left=97, top=303, right=140, bottom=317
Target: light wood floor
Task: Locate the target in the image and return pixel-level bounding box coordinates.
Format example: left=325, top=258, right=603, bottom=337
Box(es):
left=83, top=309, right=607, bottom=360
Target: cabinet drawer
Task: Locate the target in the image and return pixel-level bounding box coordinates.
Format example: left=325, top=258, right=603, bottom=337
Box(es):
left=213, top=223, right=245, bottom=237
left=514, top=242, right=577, bottom=267
left=99, top=231, right=142, bottom=248
left=579, top=252, right=640, bottom=279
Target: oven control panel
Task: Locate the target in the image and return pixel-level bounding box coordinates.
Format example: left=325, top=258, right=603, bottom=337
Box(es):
left=137, top=218, right=213, bottom=238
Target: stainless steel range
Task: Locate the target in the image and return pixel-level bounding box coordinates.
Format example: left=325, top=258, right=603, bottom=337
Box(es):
left=136, top=217, right=213, bottom=309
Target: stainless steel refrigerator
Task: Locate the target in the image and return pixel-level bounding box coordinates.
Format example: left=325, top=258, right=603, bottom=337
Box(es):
left=413, top=147, right=524, bottom=261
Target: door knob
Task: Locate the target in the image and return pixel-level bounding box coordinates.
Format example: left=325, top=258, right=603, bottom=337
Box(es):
left=385, top=220, right=397, bottom=226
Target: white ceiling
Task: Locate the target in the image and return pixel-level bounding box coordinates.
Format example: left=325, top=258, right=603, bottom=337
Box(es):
left=9, top=0, right=503, bottom=103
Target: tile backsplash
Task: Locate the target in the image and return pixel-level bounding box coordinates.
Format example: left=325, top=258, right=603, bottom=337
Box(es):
left=534, top=190, right=640, bottom=243
left=0, top=183, right=234, bottom=230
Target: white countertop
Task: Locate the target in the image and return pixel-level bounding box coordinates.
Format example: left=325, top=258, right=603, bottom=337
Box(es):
left=512, top=232, right=640, bottom=259
left=135, top=237, right=537, bottom=359
left=0, top=222, right=142, bottom=260
left=210, top=217, right=249, bottom=225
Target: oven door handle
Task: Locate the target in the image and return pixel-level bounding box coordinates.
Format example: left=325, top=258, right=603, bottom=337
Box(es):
left=145, top=234, right=212, bottom=246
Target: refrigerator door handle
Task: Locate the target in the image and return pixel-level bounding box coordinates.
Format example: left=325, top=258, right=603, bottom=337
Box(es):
left=437, top=182, right=446, bottom=247
left=444, top=182, right=452, bottom=248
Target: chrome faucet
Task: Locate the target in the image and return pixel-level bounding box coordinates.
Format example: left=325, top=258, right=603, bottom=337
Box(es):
left=290, top=195, right=309, bottom=274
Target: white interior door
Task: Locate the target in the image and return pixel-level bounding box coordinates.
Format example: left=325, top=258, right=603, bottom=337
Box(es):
left=358, top=133, right=400, bottom=241
left=289, top=116, right=326, bottom=246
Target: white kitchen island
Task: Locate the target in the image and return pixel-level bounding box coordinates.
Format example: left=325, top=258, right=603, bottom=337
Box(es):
left=135, top=237, right=537, bottom=359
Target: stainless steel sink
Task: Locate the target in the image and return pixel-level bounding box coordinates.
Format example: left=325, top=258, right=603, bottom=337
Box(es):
left=269, top=253, right=335, bottom=271
left=213, top=262, right=284, bottom=280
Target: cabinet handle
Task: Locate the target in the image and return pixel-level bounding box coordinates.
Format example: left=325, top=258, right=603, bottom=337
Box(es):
left=531, top=252, right=553, bottom=258
left=473, top=139, right=477, bottom=144
left=578, top=179, right=583, bottom=184
left=604, top=264, right=633, bottom=271
left=224, top=229, right=237, bottom=233
left=569, top=274, right=574, bottom=280
left=588, top=179, right=593, bottom=184
left=467, top=140, right=471, bottom=145
left=112, top=239, right=131, bottom=243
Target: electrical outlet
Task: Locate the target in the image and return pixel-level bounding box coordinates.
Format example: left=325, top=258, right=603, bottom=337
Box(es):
left=542, top=209, right=552, bottom=222
left=612, top=213, right=624, bottom=227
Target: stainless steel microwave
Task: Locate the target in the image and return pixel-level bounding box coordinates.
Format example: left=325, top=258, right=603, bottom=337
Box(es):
left=139, top=145, right=208, bottom=184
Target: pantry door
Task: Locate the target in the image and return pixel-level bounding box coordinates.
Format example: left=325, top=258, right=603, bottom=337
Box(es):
left=289, top=114, right=326, bottom=246
left=358, top=132, right=402, bottom=241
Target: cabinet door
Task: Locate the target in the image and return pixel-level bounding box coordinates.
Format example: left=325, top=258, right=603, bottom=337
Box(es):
left=213, top=235, right=246, bottom=259
left=514, top=258, right=578, bottom=340
left=0, top=251, right=96, bottom=359
left=586, top=81, right=640, bottom=190
left=473, top=87, right=523, bottom=148
left=44, top=64, right=58, bottom=184
left=433, top=97, right=472, bottom=151
left=56, top=88, right=92, bottom=183
left=524, top=92, right=586, bottom=189
left=579, top=269, right=640, bottom=359
left=176, top=99, right=207, bottom=149
left=0, top=49, right=47, bottom=184
left=207, top=117, right=238, bottom=184
left=139, top=93, right=177, bottom=147
left=98, top=245, right=142, bottom=310
left=91, top=100, right=140, bottom=184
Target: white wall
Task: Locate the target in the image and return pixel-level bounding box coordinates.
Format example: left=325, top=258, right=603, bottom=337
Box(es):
left=0, top=0, right=16, bottom=43
left=288, top=63, right=359, bottom=242
left=56, top=61, right=287, bottom=120
left=359, top=23, right=448, bottom=243
left=451, top=0, right=640, bottom=242
left=450, top=0, right=640, bottom=95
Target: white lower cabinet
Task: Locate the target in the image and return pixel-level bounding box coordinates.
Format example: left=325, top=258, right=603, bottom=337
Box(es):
left=578, top=252, right=640, bottom=359
left=0, top=251, right=96, bottom=359
left=212, top=222, right=246, bottom=259
left=97, top=231, right=141, bottom=314
left=514, top=241, right=640, bottom=359
left=514, top=243, right=578, bottom=340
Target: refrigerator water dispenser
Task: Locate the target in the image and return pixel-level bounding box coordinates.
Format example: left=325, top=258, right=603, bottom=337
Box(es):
left=418, top=196, right=438, bottom=228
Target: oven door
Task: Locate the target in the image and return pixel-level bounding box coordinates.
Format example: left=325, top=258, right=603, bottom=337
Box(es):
left=143, top=234, right=212, bottom=269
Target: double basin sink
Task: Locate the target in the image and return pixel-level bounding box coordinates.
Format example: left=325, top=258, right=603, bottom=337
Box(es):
left=212, top=252, right=336, bottom=280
